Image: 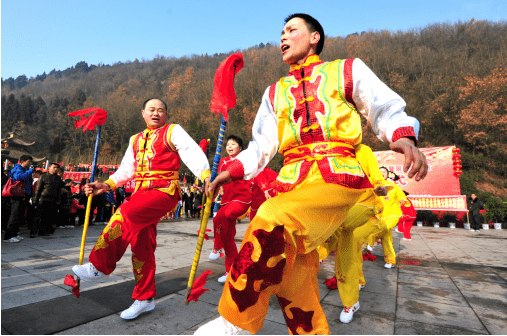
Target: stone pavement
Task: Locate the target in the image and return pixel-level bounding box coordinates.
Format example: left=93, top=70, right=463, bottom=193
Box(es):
left=2, top=219, right=506, bottom=335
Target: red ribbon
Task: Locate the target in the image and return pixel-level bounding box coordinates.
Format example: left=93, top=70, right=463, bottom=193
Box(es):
left=187, top=270, right=214, bottom=302
left=68, top=108, right=108, bottom=132
left=209, top=53, right=244, bottom=121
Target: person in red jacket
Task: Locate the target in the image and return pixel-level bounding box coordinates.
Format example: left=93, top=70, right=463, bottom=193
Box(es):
left=396, top=191, right=417, bottom=240
left=209, top=135, right=252, bottom=283
left=250, top=167, right=277, bottom=221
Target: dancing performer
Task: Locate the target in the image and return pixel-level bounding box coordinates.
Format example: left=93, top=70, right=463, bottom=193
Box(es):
left=397, top=191, right=417, bottom=240
left=249, top=167, right=278, bottom=221
left=319, top=144, right=392, bottom=323
left=196, top=13, right=427, bottom=335
left=209, top=135, right=252, bottom=283
left=366, top=167, right=407, bottom=268
left=71, top=98, right=211, bottom=319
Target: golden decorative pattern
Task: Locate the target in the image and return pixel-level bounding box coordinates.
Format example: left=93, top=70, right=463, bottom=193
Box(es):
left=132, top=253, right=145, bottom=285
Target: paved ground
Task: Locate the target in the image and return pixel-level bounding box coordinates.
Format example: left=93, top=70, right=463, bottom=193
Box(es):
left=2, top=218, right=506, bottom=335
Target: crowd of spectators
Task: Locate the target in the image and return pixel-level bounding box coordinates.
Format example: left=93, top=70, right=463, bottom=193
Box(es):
left=1, top=156, right=126, bottom=243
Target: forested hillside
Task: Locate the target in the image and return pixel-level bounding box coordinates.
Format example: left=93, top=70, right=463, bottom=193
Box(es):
left=2, top=19, right=506, bottom=200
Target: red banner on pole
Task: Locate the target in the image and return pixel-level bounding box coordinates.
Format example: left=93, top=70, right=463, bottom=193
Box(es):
left=374, top=146, right=461, bottom=196
left=408, top=195, right=468, bottom=212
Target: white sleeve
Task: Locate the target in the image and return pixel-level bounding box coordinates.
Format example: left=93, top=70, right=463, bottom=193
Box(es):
left=108, top=136, right=136, bottom=187
left=171, top=125, right=210, bottom=181
left=235, top=87, right=279, bottom=180
left=352, top=59, right=420, bottom=143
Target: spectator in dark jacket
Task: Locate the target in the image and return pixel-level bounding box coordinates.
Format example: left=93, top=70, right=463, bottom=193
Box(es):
left=182, top=188, right=194, bottom=219
left=468, top=194, right=484, bottom=232
left=194, top=189, right=203, bottom=219
left=57, top=179, right=73, bottom=229
left=3, top=155, right=34, bottom=242
left=31, top=163, right=62, bottom=237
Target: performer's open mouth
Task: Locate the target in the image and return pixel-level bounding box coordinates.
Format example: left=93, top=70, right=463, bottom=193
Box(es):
left=281, top=45, right=290, bottom=53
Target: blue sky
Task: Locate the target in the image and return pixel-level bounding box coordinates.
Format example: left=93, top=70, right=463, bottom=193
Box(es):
left=2, top=0, right=505, bottom=79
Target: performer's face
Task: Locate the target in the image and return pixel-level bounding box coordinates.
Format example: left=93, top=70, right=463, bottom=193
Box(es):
left=226, top=139, right=241, bottom=157
left=280, top=17, right=320, bottom=65
left=142, top=99, right=167, bottom=128
left=381, top=168, right=389, bottom=180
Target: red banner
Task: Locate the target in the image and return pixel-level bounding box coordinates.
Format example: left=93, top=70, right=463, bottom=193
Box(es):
left=63, top=172, right=91, bottom=182
left=408, top=195, right=468, bottom=212
left=374, top=146, right=461, bottom=196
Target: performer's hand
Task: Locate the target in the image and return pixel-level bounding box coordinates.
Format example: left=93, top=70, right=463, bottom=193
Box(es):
left=264, top=190, right=272, bottom=199
left=84, top=181, right=108, bottom=197
left=389, top=138, right=428, bottom=181
left=207, top=171, right=232, bottom=197
left=374, top=186, right=387, bottom=196
left=400, top=199, right=407, bottom=206
left=204, top=177, right=211, bottom=196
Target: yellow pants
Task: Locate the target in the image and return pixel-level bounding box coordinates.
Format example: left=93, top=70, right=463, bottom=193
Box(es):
left=354, top=218, right=386, bottom=285
left=366, top=215, right=400, bottom=265
left=218, top=181, right=363, bottom=335
left=333, top=205, right=377, bottom=307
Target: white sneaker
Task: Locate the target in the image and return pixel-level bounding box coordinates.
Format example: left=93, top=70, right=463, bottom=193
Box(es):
left=402, top=238, right=412, bottom=241
left=359, top=285, right=365, bottom=291
left=218, top=272, right=228, bottom=283
left=194, top=316, right=248, bottom=335
left=120, top=298, right=155, bottom=319
left=395, top=228, right=400, bottom=233
left=366, top=245, right=373, bottom=252
left=3, top=237, right=20, bottom=243
left=65, top=225, right=75, bottom=229
left=470, top=229, right=475, bottom=232
left=57, top=226, right=66, bottom=229
left=209, top=248, right=223, bottom=261
left=72, top=263, right=110, bottom=282
left=15, top=235, right=24, bottom=240
left=340, top=301, right=360, bottom=323
left=384, top=263, right=393, bottom=269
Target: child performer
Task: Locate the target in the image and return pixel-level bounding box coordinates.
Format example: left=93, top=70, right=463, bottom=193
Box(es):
left=397, top=191, right=417, bottom=240
left=209, top=135, right=252, bottom=283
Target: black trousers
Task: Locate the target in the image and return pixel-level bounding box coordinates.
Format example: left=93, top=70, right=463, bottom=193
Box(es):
left=4, top=195, right=29, bottom=240
left=32, top=201, right=57, bottom=235
left=470, top=214, right=482, bottom=230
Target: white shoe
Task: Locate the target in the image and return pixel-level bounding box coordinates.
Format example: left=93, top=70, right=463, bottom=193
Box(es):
left=218, top=272, right=228, bottom=283
left=359, top=285, right=365, bottom=291
left=395, top=228, right=400, bottom=233
left=120, top=298, right=155, bottom=319
left=402, top=238, right=412, bottom=241
left=209, top=248, right=223, bottom=261
left=3, top=237, right=20, bottom=243
left=15, top=235, right=24, bottom=240
left=470, top=229, right=475, bottom=232
left=340, top=301, right=360, bottom=323
left=366, top=245, right=373, bottom=252
left=194, top=316, right=248, bottom=335
left=72, top=263, right=110, bottom=282
left=384, top=263, right=393, bottom=269
left=57, top=226, right=66, bottom=229
left=65, top=225, right=75, bottom=229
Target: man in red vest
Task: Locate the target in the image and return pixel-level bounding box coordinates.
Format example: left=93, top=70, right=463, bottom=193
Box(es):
left=71, top=98, right=211, bottom=320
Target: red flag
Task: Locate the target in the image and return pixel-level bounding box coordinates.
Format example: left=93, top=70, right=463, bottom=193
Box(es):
left=197, top=228, right=212, bottom=241
left=187, top=270, right=214, bottom=302
left=209, top=53, right=244, bottom=121
left=68, top=108, right=108, bottom=132
left=183, top=176, right=187, bottom=184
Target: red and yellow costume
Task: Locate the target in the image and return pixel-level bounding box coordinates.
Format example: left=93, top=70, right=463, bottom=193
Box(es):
left=366, top=180, right=407, bottom=265
left=213, top=156, right=252, bottom=273
left=88, top=124, right=210, bottom=300
left=249, top=167, right=278, bottom=220
left=319, top=144, right=393, bottom=308
left=217, top=55, right=420, bottom=334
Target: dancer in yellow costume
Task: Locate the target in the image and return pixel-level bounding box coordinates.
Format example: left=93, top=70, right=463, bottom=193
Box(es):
left=319, top=144, right=393, bottom=324
left=196, top=13, right=427, bottom=335
left=366, top=167, right=408, bottom=268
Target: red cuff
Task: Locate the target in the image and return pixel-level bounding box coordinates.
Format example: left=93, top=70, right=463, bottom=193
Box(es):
left=225, top=160, right=245, bottom=181
left=392, top=127, right=417, bottom=146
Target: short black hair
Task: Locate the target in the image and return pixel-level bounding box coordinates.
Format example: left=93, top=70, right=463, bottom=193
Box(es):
left=50, top=162, right=60, bottom=169
left=284, top=13, right=325, bottom=55
left=226, top=135, right=244, bottom=149
left=19, top=155, right=33, bottom=162
left=143, top=98, right=168, bottom=111
left=65, top=179, right=73, bottom=184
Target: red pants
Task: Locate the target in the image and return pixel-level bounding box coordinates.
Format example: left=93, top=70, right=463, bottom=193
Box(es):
left=398, top=216, right=416, bottom=239
left=213, top=201, right=251, bottom=272
left=89, top=188, right=178, bottom=300
left=249, top=197, right=266, bottom=221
